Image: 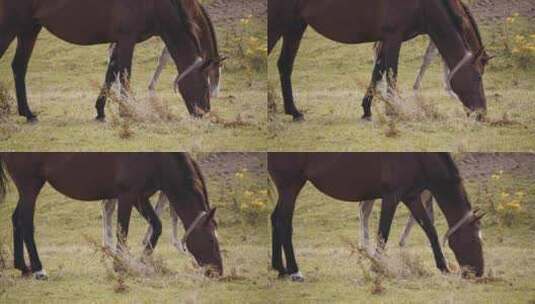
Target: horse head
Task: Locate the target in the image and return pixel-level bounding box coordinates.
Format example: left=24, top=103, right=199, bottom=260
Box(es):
left=444, top=208, right=486, bottom=277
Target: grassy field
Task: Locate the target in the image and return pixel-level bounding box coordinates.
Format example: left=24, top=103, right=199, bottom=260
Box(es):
left=0, top=2, right=267, bottom=151
left=264, top=154, right=535, bottom=303
left=268, top=13, right=535, bottom=151
left=0, top=153, right=275, bottom=303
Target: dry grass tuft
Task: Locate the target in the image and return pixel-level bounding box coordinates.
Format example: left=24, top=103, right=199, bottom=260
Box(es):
left=0, top=82, right=13, bottom=119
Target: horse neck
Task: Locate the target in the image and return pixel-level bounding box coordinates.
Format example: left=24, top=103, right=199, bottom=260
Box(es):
left=423, top=0, right=471, bottom=70
left=431, top=181, right=472, bottom=228
left=161, top=154, right=207, bottom=228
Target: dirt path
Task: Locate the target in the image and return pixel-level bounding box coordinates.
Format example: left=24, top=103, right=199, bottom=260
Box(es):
left=196, top=152, right=267, bottom=188
left=471, top=0, right=535, bottom=21
left=457, top=153, right=535, bottom=182
left=204, top=0, right=267, bottom=25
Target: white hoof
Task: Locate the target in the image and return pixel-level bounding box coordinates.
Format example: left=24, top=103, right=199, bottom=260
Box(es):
left=34, top=270, right=48, bottom=280
left=289, top=271, right=304, bottom=282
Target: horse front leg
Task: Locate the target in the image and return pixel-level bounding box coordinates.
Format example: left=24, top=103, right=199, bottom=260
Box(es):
left=116, top=195, right=134, bottom=255
left=11, top=203, right=30, bottom=276
left=18, top=179, right=46, bottom=279
left=12, top=25, right=42, bottom=123
left=141, top=192, right=167, bottom=247
left=95, top=45, right=119, bottom=121
left=361, top=43, right=386, bottom=120
left=402, top=193, right=449, bottom=273
left=134, top=198, right=162, bottom=255
left=271, top=178, right=305, bottom=281
left=115, top=38, right=136, bottom=101
left=278, top=21, right=307, bottom=121
left=376, top=194, right=400, bottom=255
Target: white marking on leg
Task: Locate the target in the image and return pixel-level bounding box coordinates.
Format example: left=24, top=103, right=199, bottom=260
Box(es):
left=413, top=41, right=438, bottom=91
left=359, top=200, right=374, bottom=254
left=289, top=271, right=304, bottom=282
left=101, top=199, right=116, bottom=249
left=34, top=269, right=48, bottom=280
left=170, top=202, right=181, bottom=250
left=148, top=47, right=171, bottom=91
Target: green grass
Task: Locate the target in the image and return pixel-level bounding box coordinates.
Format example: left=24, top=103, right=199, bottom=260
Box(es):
left=0, top=154, right=273, bottom=303
left=264, top=164, right=535, bottom=303
left=0, top=18, right=267, bottom=151
left=268, top=21, right=535, bottom=151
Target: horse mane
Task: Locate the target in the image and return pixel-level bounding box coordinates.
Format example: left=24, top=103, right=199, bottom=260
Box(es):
left=190, top=157, right=211, bottom=210
left=172, top=153, right=210, bottom=210
left=459, top=2, right=484, bottom=51
left=440, top=0, right=483, bottom=51
left=171, top=0, right=203, bottom=54
left=199, top=3, right=220, bottom=58
left=0, top=160, right=8, bottom=204
left=438, top=153, right=462, bottom=183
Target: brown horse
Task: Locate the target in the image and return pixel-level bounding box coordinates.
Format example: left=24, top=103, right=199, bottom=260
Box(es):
left=372, top=1, right=491, bottom=104
left=269, top=153, right=485, bottom=282
left=268, top=0, right=489, bottom=121
left=144, top=3, right=225, bottom=97
left=0, top=153, right=222, bottom=280
left=0, top=0, right=216, bottom=122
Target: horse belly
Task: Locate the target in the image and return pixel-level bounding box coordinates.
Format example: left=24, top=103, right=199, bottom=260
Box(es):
left=43, top=155, right=120, bottom=201
left=33, top=0, right=124, bottom=45
left=305, top=154, right=383, bottom=201
left=300, top=0, right=384, bottom=43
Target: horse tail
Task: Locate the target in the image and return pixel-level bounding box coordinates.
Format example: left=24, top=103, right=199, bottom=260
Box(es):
left=0, top=158, right=8, bottom=205
left=173, top=0, right=203, bottom=56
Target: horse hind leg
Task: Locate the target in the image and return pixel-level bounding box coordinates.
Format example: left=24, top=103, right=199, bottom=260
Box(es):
left=101, top=199, right=117, bottom=250
left=278, top=21, right=307, bottom=121
left=413, top=41, right=438, bottom=91
left=148, top=47, right=171, bottom=92
left=12, top=25, right=42, bottom=123
left=359, top=200, right=374, bottom=254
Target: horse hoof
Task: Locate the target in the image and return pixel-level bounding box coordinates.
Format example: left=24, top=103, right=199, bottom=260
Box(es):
left=289, top=272, right=304, bottom=282
left=292, top=115, right=304, bottom=122
left=95, top=116, right=106, bottom=123
left=361, top=115, right=372, bottom=121
left=27, top=116, right=38, bottom=124
left=33, top=270, right=48, bottom=280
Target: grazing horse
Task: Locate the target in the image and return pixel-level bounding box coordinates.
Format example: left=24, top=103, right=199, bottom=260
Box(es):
left=269, top=153, right=485, bottom=282
left=0, top=0, right=213, bottom=122
left=372, top=1, right=490, bottom=101
left=359, top=190, right=434, bottom=251
left=107, top=3, right=224, bottom=99
left=268, top=0, right=489, bottom=121
left=0, top=153, right=222, bottom=280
